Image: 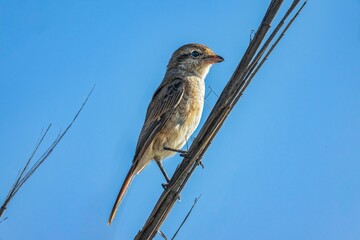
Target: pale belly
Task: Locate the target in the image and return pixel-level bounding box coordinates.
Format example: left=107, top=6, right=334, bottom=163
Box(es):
left=152, top=96, right=204, bottom=161
left=134, top=97, right=204, bottom=174
left=134, top=77, right=205, bottom=174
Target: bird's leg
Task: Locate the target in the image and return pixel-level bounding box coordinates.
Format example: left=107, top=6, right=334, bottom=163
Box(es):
left=156, top=160, right=170, bottom=186
left=164, top=145, right=204, bottom=168
left=163, top=146, right=187, bottom=156
left=156, top=160, right=181, bottom=201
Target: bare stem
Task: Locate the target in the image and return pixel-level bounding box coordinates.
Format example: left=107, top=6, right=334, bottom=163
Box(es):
left=0, top=85, right=95, bottom=220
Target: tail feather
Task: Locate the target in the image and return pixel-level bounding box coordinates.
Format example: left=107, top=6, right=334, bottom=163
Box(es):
left=108, top=165, right=136, bottom=225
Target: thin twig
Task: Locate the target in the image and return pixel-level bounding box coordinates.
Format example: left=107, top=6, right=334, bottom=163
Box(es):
left=0, top=85, right=95, bottom=220
left=0, top=217, right=8, bottom=224
left=239, top=0, right=308, bottom=108
left=171, top=195, right=201, bottom=240
left=157, top=230, right=168, bottom=240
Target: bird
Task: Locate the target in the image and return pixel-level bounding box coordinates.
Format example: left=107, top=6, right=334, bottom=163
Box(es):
left=108, top=43, right=223, bottom=225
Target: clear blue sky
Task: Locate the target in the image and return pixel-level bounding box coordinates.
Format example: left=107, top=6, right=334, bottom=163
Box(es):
left=1, top=1, right=359, bottom=239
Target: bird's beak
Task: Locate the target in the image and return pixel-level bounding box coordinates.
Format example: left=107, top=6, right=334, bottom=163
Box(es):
left=205, top=54, right=224, bottom=64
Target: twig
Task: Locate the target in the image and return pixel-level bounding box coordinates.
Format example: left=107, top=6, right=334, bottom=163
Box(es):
left=0, top=125, right=52, bottom=219
left=242, top=0, right=308, bottom=99
left=171, top=195, right=201, bottom=240
left=157, top=230, right=168, bottom=240
left=0, top=85, right=95, bottom=220
left=0, top=217, right=8, bottom=224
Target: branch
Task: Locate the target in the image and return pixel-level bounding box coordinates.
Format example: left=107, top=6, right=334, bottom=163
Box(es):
left=135, top=1, right=307, bottom=239
left=0, top=85, right=95, bottom=220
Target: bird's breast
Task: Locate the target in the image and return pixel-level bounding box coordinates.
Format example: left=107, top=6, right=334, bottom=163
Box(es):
left=151, top=76, right=205, bottom=161
left=176, top=77, right=205, bottom=138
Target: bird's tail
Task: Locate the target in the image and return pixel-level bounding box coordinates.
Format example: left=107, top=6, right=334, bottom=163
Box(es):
left=107, top=164, right=136, bottom=225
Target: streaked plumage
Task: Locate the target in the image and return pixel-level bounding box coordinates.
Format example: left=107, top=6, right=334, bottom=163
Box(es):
left=108, top=43, right=223, bottom=224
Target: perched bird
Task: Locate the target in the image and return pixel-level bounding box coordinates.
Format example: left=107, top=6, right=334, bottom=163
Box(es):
left=108, top=43, right=223, bottom=224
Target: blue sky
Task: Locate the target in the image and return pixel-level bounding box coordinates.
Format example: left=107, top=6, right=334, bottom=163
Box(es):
left=1, top=1, right=359, bottom=239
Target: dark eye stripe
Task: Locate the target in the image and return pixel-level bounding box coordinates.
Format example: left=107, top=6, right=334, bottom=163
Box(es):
left=176, top=53, right=190, bottom=62
left=176, top=50, right=202, bottom=62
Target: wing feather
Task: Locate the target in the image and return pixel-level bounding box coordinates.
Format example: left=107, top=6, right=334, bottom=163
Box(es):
left=133, top=78, right=185, bottom=165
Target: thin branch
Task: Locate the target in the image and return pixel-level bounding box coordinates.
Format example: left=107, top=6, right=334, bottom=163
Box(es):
left=0, top=217, right=8, bottom=224
left=134, top=1, right=306, bottom=239
left=0, top=125, right=52, bottom=219
left=242, top=0, right=308, bottom=99
left=171, top=195, right=201, bottom=240
left=12, top=125, right=53, bottom=196
left=0, top=85, right=95, bottom=220
left=157, top=230, right=168, bottom=240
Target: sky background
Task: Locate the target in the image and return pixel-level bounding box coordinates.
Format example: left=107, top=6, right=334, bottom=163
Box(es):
left=1, top=1, right=359, bottom=239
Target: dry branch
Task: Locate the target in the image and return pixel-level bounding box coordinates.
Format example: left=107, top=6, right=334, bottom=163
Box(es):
left=135, top=1, right=307, bottom=239
left=0, top=86, right=95, bottom=220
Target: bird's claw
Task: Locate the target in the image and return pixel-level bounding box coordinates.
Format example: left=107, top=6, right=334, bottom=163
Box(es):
left=198, top=161, right=205, bottom=169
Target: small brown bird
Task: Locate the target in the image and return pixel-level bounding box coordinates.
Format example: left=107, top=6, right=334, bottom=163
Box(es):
left=108, top=43, right=223, bottom=224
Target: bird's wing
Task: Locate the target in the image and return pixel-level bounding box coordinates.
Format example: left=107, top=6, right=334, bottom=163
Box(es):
left=133, top=78, right=185, bottom=166
left=108, top=78, right=184, bottom=224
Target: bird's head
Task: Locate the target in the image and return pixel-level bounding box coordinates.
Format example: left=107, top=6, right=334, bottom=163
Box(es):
left=167, top=43, right=223, bottom=78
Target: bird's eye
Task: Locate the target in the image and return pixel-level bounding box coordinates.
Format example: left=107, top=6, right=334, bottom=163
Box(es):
left=191, top=51, right=201, bottom=58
